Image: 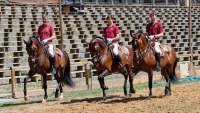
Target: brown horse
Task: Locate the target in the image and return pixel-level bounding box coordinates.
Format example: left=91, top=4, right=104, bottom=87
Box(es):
left=23, top=37, right=74, bottom=102
left=89, top=36, right=135, bottom=98
left=130, top=31, right=178, bottom=97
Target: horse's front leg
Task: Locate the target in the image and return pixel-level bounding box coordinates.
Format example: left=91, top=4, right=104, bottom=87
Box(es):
left=23, top=76, right=29, bottom=101
left=148, top=72, right=153, bottom=97
left=98, top=70, right=108, bottom=99
left=128, top=72, right=136, bottom=96
left=42, top=74, right=48, bottom=102
left=23, top=70, right=33, bottom=101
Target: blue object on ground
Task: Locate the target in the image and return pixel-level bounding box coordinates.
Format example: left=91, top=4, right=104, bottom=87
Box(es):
left=181, top=76, right=200, bottom=81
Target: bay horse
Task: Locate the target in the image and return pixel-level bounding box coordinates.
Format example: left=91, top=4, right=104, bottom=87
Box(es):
left=23, top=37, right=74, bottom=102
left=130, top=31, right=178, bottom=97
left=89, top=36, right=135, bottom=99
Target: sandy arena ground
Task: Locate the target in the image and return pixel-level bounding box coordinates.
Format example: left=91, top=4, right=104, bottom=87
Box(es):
left=0, top=81, right=200, bottom=113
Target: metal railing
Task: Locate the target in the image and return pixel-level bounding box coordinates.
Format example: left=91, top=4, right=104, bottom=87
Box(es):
left=64, top=0, right=200, bottom=6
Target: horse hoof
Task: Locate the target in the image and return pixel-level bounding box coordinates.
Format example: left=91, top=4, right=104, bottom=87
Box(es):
left=130, top=89, right=136, bottom=94
left=24, top=96, right=28, bottom=101
left=55, top=93, right=59, bottom=98
left=42, top=98, right=47, bottom=103
left=104, top=86, right=109, bottom=90
left=59, top=93, right=64, bottom=100
left=128, top=93, right=132, bottom=97
left=103, top=97, right=107, bottom=101
left=147, top=95, right=152, bottom=99
left=165, top=92, right=171, bottom=96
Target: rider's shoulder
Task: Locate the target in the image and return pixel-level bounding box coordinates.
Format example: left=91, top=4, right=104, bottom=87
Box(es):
left=155, top=20, right=163, bottom=25
left=47, top=23, right=55, bottom=28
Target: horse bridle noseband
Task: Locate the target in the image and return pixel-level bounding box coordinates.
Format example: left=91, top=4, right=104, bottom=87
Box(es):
left=134, top=35, right=154, bottom=63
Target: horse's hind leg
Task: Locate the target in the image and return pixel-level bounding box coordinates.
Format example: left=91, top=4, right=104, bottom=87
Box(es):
left=42, top=74, right=48, bottom=102
left=55, top=82, right=63, bottom=99
left=59, top=83, right=64, bottom=99
left=162, top=69, right=171, bottom=96
left=122, top=73, right=128, bottom=96
left=55, top=84, right=59, bottom=98
left=148, top=72, right=153, bottom=97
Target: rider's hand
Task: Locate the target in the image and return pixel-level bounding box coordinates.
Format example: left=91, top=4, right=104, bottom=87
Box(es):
left=107, top=40, right=112, bottom=45
left=42, top=39, right=48, bottom=43
left=149, top=35, right=155, bottom=40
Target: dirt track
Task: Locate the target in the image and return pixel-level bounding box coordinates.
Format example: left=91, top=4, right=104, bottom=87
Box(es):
left=1, top=81, right=200, bottom=113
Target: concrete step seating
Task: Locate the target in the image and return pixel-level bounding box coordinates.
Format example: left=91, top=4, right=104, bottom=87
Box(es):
left=0, top=4, right=200, bottom=83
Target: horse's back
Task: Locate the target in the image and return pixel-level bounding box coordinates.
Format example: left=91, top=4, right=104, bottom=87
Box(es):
left=119, top=45, right=133, bottom=65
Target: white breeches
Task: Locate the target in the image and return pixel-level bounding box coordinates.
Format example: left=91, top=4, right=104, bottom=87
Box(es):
left=48, top=44, right=54, bottom=57
left=107, top=38, right=119, bottom=56
left=154, top=42, right=162, bottom=54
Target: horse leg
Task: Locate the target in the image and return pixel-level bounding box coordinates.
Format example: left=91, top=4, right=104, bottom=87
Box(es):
left=42, top=74, right=48, bottom=102
left=55, top=84, right=59, bottom=98
left=163, top=70, right=171, bottom=96
left=129, top=72, right=136, bottom=96
left=24, top=70, right=34, bottom=101
left=55, top=70, right=61, bottom=99
left=98, top=70, right=108, bottom=99
left=59, top=83, right=64, bottom=99
left=123, top=73, right=128, bottom=96
left=23, top=76, right=29, bottom=101
left=148, top=72, right=153, bottom=97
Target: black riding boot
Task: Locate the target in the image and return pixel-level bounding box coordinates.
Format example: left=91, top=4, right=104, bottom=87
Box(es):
left=114, top=55, right=124, bottom=69
left=155, top=53, right=161, bottom=71
left=49, top=56, right=56, bottom=74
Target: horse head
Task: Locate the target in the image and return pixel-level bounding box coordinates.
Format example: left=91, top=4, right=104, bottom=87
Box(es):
left=130, top=31, right=148, bottom=51
left=89, top=36, right=107, bottom=54
left=24, top=38, right=41, bottom=58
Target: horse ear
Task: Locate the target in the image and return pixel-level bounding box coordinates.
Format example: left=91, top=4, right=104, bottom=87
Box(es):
left=130, top=30, right=135, bottom=38
left=23, top=40, right=28, bottom=45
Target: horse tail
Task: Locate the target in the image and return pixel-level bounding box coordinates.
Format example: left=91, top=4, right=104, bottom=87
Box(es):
left=63, top=52, right=75, bottom=87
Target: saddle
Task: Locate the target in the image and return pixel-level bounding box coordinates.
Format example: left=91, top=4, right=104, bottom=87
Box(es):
left=108, top=44, right=129, bottom=61
left=43, top=45, right=63, bottom=58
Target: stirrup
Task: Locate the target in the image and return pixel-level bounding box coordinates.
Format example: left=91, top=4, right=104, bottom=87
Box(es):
left=156, top=63, right=161, bottom=71
left=51, top=67, right=56, bottom=74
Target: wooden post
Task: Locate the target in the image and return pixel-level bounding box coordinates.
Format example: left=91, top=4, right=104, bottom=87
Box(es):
left=89, top=64, right=93, bottom=89
left=10, top=67, right=16, bottom=98
left=189, top=0, right=193, bottom=62
left=59, top=0, right=64, bottom=48
left=84, top=64, right=89, bottom=90
left=188, top=0, right=195, bottom=75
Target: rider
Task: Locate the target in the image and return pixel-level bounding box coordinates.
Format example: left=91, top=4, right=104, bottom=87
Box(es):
left=38, top=13, right=56, bottom=74
left=146, top=10, right=164, bottom=71
left=103, top=15, right=121, bottom=66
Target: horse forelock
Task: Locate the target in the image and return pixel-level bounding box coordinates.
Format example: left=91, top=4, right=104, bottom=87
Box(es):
left=91, top=37, right=107, bottom=49
left=31, top=38, right=40, bottom=47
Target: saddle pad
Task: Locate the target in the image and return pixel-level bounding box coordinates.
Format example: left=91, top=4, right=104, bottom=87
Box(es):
left=119, top=46, right=129, bottom=59
left=55, top=48, right=63, bottom=58
left=160, top=44, right=172, bottom=56
left=160, top=44, right=171, bottom=52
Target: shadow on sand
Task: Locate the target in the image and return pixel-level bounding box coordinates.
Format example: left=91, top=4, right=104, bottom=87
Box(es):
left=61, top=95, right=165, bottom=105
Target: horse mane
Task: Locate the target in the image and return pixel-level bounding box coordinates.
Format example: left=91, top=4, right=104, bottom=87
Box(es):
left=91, top=35, right=106, bottom=43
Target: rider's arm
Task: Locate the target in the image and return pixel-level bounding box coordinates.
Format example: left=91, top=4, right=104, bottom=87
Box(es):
left=153, top=32, right=164, bottom=38
left=46, top=25, right=56, bottom=42
left=112, top=26, right=120, bottom=42
left=153, top=22, right=164, bottom=38
left=149, top=22, right=164, bottom=39
left=112, top=32, right=120, bottom=42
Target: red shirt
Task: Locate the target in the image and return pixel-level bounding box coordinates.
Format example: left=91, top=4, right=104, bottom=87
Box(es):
left=103, top=24, right=119, bottom=39
left=38, top=23, right=54, bottom=41
left=146, top=21, right=163, bottom=35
